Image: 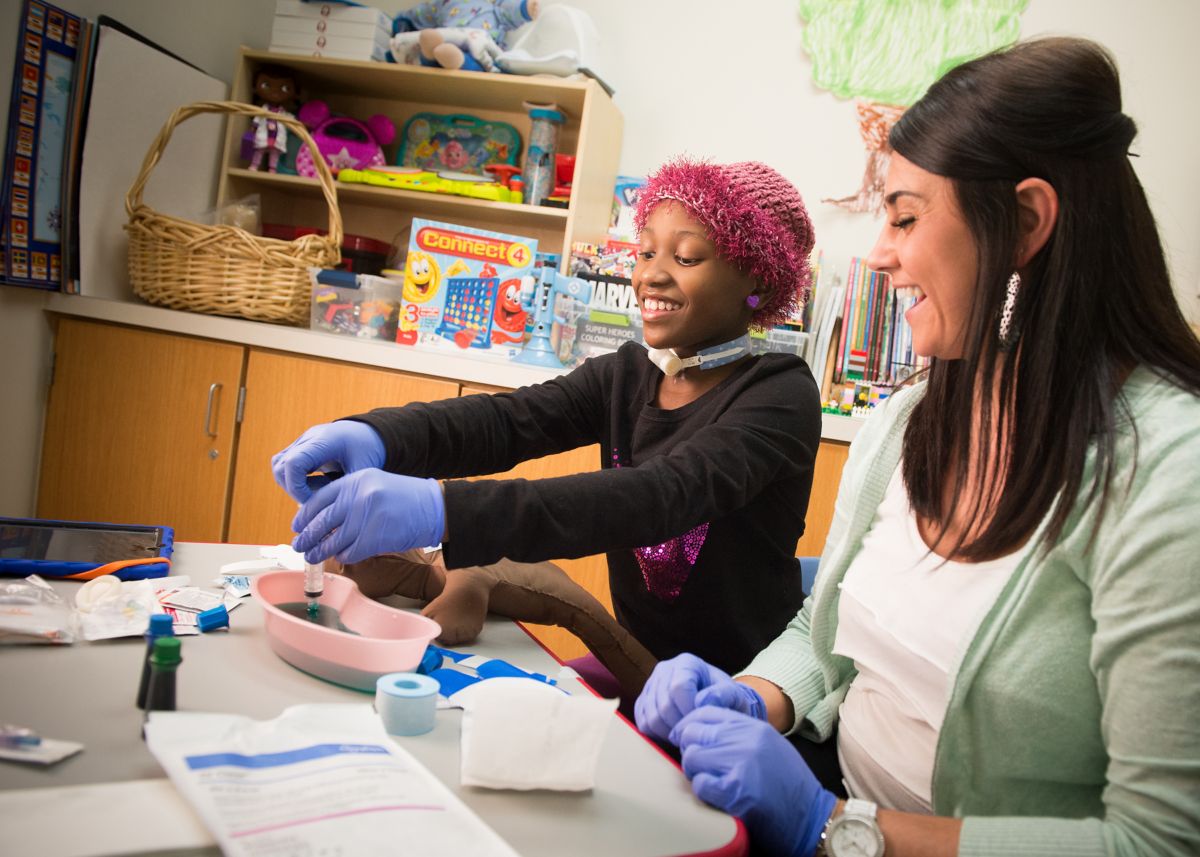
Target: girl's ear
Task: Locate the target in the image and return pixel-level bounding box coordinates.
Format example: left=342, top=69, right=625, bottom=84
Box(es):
left=1014, top=177, right=1058, bottom=267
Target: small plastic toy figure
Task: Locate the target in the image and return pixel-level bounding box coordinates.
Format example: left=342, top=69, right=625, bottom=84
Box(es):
left=249, top=64, right=296, bottom=173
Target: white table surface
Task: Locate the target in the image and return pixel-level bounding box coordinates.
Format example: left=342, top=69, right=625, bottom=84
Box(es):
left=0, top=542, right=744, bottom=857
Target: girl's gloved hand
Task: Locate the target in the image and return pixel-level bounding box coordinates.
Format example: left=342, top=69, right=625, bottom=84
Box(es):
left=271, top=421, right=386, bottom=503
left=673, top=706, right=837, bottom=857
left=634, top=653, right=766, bottom=743
left=291, top=469, right=445, bottom=565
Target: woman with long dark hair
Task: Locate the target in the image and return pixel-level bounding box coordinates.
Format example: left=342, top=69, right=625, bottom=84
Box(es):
left=634, top=37, right=1200, bottom=857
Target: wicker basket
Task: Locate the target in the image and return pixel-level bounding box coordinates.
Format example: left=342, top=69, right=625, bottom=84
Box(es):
left=125, top=100, right=343, bottom=325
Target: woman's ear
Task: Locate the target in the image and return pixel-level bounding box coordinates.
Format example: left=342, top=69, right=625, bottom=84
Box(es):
left=1014, top=177, right=1058, bottom=267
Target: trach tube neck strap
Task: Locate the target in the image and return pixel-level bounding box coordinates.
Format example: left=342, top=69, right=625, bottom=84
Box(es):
left=645, top=334, right=752, bottom=377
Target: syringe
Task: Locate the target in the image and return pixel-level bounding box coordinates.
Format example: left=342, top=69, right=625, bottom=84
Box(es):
left=304, top=560, right=324, bottom=619
left=299, top=471, right=341, bottom=620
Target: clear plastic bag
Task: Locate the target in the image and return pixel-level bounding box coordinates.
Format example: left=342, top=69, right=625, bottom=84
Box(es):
left=198, top=193, right=262, bottom=234
left=0, top=575, right=76, bottom=644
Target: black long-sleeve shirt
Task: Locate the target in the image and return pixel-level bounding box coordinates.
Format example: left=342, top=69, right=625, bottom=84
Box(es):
left=351, top=341, right=822, bottom=672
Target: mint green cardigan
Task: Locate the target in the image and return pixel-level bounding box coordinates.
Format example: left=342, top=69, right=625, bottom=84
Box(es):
left=741, top=367, right=1200, bottom=856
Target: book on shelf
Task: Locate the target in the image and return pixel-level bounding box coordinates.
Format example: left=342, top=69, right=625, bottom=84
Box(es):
left=832, top=256, right=928, bottom=390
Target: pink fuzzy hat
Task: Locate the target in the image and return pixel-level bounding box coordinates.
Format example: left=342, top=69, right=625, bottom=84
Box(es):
left=634, top=157, right=815, bottom=328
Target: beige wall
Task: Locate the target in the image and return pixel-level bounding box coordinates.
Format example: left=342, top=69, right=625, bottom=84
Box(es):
left=2, top=0, right=1197, bottom=515
left=553, top=0, right=1199, bottom=323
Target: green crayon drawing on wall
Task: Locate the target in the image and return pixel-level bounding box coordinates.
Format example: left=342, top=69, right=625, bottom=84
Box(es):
left=798, top=0, right=1026, bottom=212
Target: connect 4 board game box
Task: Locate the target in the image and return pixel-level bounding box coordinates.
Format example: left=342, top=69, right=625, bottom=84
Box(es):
left=397, top=218, right=538, bottom=354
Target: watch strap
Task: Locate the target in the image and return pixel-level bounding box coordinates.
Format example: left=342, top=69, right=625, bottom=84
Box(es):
left=843, top=797, right=878, bottom=820
left=817, top=798, right=883, bottom=857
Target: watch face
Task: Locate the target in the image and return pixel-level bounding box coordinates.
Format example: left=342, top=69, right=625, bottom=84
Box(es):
left=829, top=816, right=885, bottom=857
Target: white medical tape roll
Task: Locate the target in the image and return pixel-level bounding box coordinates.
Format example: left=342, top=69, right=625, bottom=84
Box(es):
left=375, top=672, right=439, bottom=736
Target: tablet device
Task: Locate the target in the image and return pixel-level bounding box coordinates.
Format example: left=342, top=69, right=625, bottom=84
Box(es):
left=0, top=517, right=174, bottom=580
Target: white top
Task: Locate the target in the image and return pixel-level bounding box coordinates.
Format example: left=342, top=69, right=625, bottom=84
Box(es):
left=832, top=469, right=1024, bottom=812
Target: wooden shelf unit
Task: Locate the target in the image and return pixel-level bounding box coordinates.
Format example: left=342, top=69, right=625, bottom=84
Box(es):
left=217, top=49, right=623, bottom=263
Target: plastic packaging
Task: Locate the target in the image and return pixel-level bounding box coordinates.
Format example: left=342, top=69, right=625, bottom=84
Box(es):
left=309, top=268, right=404, bottom=341
left=0, top=576, right=75, bottom=644
left=198, top=193, right=261, bottom=234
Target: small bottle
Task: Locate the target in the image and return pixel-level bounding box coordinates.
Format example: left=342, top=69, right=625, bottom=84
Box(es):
left=136, top=614, right=174, bottom=709
left=523, top=107, right=564, bottom=207
left=145, top=637, right=182, bottom=714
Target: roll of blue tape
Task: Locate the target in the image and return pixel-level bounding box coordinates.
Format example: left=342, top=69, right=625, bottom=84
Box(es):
left=375, top=672, right=439, bottom=736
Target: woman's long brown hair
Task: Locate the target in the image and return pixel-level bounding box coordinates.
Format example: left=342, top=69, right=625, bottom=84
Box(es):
left=890, top=37, right=1200, bottom=560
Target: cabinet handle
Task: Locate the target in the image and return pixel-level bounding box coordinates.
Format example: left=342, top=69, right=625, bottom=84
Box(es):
left=204, top=383, right=221, bottom=438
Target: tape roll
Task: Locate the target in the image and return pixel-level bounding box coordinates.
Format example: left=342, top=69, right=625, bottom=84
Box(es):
left=375, top=672, right=439, bottom=736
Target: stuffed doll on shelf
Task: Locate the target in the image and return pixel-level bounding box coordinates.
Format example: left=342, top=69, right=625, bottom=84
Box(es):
left=248, top=64, right=297, bottom=173
left=390, top=0, right=540, bottom=72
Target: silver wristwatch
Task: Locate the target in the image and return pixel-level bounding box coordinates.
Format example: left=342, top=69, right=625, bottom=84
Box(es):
left=816, top=798, right=885, bottom=857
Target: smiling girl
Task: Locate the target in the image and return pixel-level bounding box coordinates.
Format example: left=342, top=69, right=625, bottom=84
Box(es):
left=272, top=158, right=823, bottom=698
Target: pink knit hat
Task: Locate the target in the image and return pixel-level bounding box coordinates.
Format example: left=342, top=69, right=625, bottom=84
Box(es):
left=633, top=157, right=815, bottom=328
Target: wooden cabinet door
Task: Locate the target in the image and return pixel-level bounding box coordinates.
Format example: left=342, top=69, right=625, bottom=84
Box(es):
left=227, top=350, right=460, bottom=545
left=795, top=440, right=850, bottom=560
left=459, top=384, right=605, bottom=661
left=38, top=318, right=245, bottom=541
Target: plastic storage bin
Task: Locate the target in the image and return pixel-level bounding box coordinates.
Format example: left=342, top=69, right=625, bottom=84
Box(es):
left=309, top=269, right=403, bottom=341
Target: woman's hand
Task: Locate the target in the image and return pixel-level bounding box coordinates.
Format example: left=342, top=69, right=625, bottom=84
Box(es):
left=674, top=706, right=837, bottom=857
left=634, top=653, right=766, bottom=742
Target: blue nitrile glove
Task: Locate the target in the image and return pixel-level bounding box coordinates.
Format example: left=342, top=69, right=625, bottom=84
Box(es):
left=673, top=707, right=837, bottom=857
left=271, top=421, right=387, bottom=503
left=634, top=653, right=766, bottom=743
left=291, top=468, right=445, bottom=565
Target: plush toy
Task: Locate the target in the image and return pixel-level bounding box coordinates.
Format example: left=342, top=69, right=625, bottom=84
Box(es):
left=294, top=100, right=396, bottom=178
left=391, top=0, right=540, bottom=72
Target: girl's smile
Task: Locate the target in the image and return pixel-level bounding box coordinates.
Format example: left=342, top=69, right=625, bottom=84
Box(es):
left=634, top=202, right=757, bottom=357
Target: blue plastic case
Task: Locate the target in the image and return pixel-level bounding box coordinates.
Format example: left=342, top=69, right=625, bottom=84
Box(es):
left=0, top=517, right=174, bottom=580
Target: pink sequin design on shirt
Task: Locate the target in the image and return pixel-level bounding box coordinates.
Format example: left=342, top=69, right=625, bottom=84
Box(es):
left=614, top=446, right=710, bottom=602
left=635, top=523, right=710, bottom=601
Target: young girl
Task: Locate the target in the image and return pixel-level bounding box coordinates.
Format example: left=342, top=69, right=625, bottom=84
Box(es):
left=273, top=157, right=823, bottom=680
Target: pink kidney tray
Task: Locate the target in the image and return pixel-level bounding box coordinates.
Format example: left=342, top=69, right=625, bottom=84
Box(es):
left=251, top=570, right=441, bottom=691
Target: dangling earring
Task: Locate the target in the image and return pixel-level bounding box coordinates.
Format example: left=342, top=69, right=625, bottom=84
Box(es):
left=745, top=294, right=761, bottom=309
left=999, top=272, right=1020, bottom=349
